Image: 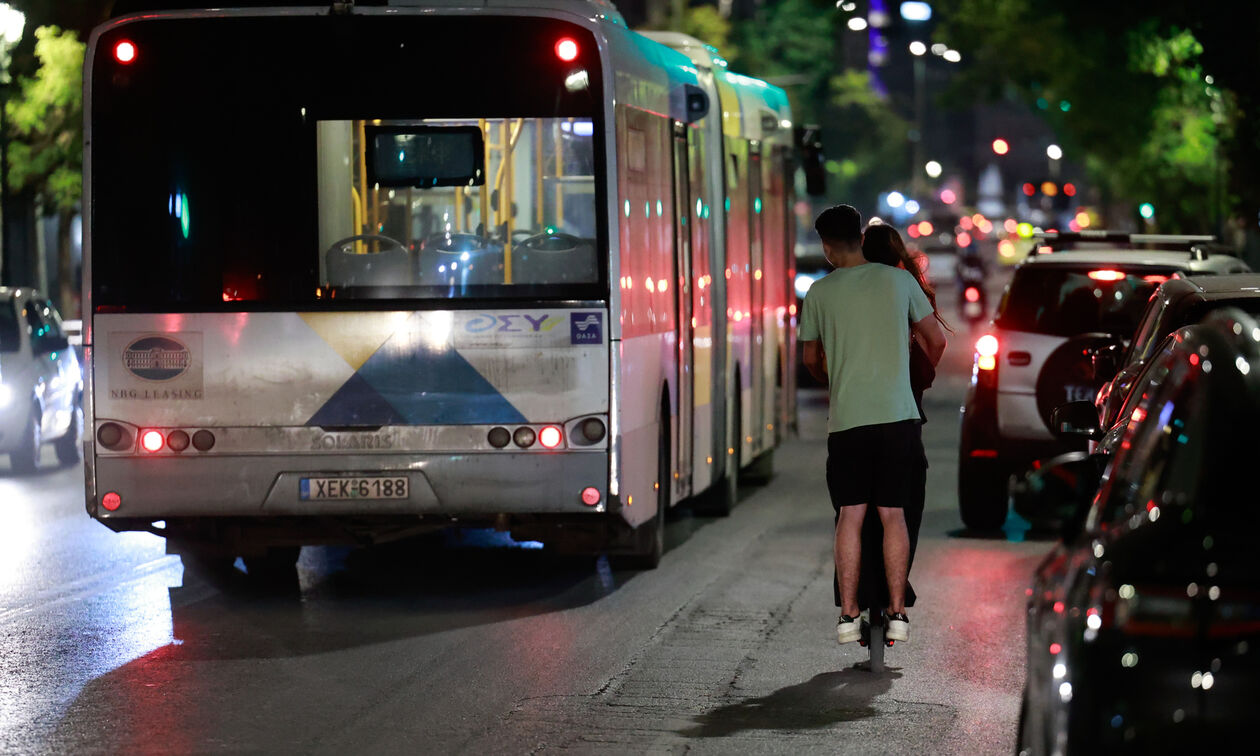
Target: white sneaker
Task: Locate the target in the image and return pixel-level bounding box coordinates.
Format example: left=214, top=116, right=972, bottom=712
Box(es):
left=836, top=614, right=862, bottom=644
left=884, top=611, right=909, bottom=642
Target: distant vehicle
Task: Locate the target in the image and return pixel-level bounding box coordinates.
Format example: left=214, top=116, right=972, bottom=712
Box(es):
left=82, top=2, right=809, bottom=573
left=1018, top=308, right=1260, bottom=753
left=793, top=251, right=831, bottom=387
left=1094, top=273, right=1260, bottom=430
left=0, top=288, right=83, bottom=473
left=957, top=232, right=1250, bottom=530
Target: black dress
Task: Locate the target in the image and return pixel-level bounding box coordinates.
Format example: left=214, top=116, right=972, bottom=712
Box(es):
left=836, top=338, right=934, bottom=611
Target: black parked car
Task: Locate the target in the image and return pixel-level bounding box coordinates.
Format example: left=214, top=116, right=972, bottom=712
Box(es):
left=1018, top=308, right=1260, bottom=754
left=1095, top=272, right=1260, bottom=430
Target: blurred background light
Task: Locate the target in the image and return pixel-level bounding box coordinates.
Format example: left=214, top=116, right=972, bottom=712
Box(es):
left=992, top=138, right=1009, bottom=155
left=925, top=160, right=942, bottom=178
left=904, top=199, right=921, bottom=214
left=847, top=16, right=868, bottom=31
left=1139, top=202, right=1155, bottom=219
left=943, top=49, right=962, bottom=63
left=909, top=41, right=927, bottom=56
left=887, top=191, right=906, bottom=208
left=1046, top=144, right=1063, bottom=160
left=900, top=2, right=933, bottom=21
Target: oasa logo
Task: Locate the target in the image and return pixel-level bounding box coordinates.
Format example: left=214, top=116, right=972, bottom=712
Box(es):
left=570, top=312, right=603, bottom=344
left=123, top=335, right=191, bottom=381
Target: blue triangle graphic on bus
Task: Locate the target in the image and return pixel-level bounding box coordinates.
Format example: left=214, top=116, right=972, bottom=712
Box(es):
left=307, top=372, right=409, bottom=427
left=355, top=320, right=528, bottom=425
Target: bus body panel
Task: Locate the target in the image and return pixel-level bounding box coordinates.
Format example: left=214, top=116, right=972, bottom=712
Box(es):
left=93, top=309, right=608, bottom=428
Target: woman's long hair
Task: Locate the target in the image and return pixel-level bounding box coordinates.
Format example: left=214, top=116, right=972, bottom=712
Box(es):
left=862, top=223, right=951, bottom=331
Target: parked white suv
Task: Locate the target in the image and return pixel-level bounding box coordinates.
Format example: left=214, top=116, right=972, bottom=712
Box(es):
left=956, top=233, right=1249, bottom=530
left=0, top=288, right=83, bottom=473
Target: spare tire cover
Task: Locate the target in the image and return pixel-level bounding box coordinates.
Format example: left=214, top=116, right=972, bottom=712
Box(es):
left=1035, top=333, right=1116, bottom=432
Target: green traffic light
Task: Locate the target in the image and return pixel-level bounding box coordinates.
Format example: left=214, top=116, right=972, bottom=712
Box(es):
left=1139, top=202, right=1155, bottom=219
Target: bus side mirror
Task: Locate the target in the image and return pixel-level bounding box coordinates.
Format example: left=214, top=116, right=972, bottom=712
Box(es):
left=794, top=125, right=826, bottom=197
left=681, top=84, right=709, bottom=124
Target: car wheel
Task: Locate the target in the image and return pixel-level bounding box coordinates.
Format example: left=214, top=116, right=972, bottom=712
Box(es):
left=10, top=406, right=42, bottom=474
left=54, top=402, right=83, bottom=466
left=958, top=457, right=1009, bottom=531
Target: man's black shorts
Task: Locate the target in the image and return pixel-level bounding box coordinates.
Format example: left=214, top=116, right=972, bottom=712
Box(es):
left=826, top=420, right=923, bottom=511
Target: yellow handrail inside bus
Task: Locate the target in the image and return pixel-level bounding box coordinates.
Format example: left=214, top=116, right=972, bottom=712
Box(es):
left=535, top=121, right=544, bottom=229
left=350, top=185, right=364, bottom=254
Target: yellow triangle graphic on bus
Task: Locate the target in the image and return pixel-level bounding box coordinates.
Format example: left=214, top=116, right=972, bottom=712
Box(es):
left=299, top=311, right=411, bottom=370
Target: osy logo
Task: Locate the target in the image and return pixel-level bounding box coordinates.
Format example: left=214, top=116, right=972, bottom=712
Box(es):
left=123, top=335, right=191, bottom=381
left=570, top=312, right=602, bottom=344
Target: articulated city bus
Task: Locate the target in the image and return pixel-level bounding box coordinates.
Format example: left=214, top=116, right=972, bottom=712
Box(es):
left=83, top=0, right=813, bottom=571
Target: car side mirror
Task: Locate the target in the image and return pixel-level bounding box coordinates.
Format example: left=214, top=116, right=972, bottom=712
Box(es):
left=36, top=333, right=70, bottom=354
left=1052, top=400, right=1101, bottom=441
left=1088, top=338, right=1127, bottom=382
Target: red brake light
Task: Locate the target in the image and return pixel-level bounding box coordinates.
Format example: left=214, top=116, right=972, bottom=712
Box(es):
left=114, top=40, right=137, bottom=64
left=581, top=487, right=601, bottom=506
left=1088, top=269, right=1126, bottom=281
left=976, top=334, right=999, bottom=372
left=538, top=425, right=563, bottom=449
left=141, top=430, right=164, bottom=452
left=102, top=492, right=122, bottom=511
left=555, top=38, right=579, bottom=62
left=964, top=286, right=980, bottom=303
left=1143, top=274, right=1169, bottom=285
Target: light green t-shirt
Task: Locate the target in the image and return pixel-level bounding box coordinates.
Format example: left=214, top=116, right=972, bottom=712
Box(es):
left=798, top=263, right=934, bottom=433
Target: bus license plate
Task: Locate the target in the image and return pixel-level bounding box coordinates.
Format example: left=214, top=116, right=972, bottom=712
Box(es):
left=300, top=477, right=409, bottom=501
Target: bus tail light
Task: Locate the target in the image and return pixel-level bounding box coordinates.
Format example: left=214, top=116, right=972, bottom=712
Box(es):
left=140, top=430, right=164, bottom=453
left=555, top=38, right=579, bottom=62
left=513, top=427, right=536, bottom=448
left=191, top=430, right=216, bottom=451
left=487, top=427, right=511, bottom=448
left=97, top=422, right=131, bottom=451
left=581, top=487, right=601, bottom=506
left=964, top=286, right=980, bottom=303
left=102, top=492, right=122, bottom=511
left=114, top=40, right=137, bottom=64
left=538, top=425, right=563, bottom=449
left=580, top=417, right=606, bottom=443
left=166, top=430, right=190, bottom=452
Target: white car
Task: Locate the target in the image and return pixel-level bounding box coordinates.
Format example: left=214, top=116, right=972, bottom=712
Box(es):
left=957, top=232, right=1250, bottom=530
left=0, top=288, right=83, bottom=472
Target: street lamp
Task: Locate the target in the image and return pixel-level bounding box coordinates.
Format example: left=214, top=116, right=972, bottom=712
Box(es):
left=0, top=3, right=25, bottom=282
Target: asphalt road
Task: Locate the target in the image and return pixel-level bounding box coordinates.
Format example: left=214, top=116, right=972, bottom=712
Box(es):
left=0, top=261, right=1048, bottom=754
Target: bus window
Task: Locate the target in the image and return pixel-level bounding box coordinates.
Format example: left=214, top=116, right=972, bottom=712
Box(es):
left=89, top=15, right=605, bottom=310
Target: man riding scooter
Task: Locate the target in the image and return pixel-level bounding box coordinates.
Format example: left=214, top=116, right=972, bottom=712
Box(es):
left=956, top=248, right=988, bottom=328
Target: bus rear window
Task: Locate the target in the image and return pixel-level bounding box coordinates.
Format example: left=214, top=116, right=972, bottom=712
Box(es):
left=90, top=15, right=605, bottom=311
left=995, top=266, right=1176, bottom=337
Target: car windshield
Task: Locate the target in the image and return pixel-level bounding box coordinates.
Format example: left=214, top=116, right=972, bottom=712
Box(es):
left=0, top=300, right=18, bottom=352
left=995, top=266, right=1176, bottom=337
left=90, top=15, right=605, bottom=310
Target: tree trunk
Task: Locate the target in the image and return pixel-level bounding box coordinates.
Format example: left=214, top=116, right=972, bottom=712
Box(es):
left=58, top=206, right=76, bottom=319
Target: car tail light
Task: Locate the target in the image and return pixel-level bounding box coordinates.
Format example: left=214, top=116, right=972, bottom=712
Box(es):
left=581, top=487, right=601, bottom=506
left=1088, top=269, right=1126, bottom=282
left=975, top=334, right=999, bottom=370
left=964, top=286, right=980, bottom=303
left=114, top=40, right=137, bottom=64
left=538, top=425, right=563, bottom=449
left=140, top=430, right=164, bottom=452
left=1143, top=274, right=1169, bottom=285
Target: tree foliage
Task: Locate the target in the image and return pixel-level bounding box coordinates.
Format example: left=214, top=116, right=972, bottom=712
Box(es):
left=934, top=0, right=1253, bottom=232
left=5, top=25, right=84, bottom=212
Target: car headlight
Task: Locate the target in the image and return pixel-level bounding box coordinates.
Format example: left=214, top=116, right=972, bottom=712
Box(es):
left=0, top=384, right=11, bottom=408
